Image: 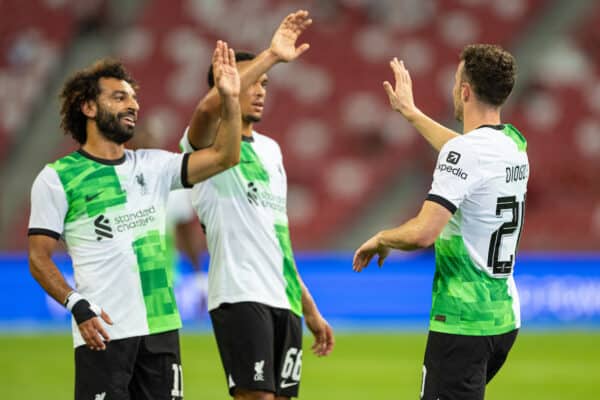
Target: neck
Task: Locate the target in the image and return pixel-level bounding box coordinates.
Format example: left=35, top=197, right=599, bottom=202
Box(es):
left=462, top=103, right=501, bottom=134
left=242, top=121, right=253, bottom=138
left=81, top=122, right=125, bottom=160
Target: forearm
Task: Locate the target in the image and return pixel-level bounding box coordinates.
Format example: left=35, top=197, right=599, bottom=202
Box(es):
left=213, top=94, right=242, bottom=158
left=29, top=253, right=74, bottom=305
left=406, top=109, right=460, bottom=152
left=188, top=50, right=279, bottom=148
left=377, top=218, right=432, bottom=251
left=300, top=278, right=320, bottom=318
left=175, top=222, right=202, bottom=271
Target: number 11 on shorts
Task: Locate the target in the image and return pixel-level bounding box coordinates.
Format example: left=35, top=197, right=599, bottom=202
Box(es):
left=171, top=363, right=183, bottom=398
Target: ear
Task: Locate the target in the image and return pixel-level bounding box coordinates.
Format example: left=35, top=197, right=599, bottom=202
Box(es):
left=81, top=100, right=97, bottom=119
left=461, top=83, right=471, bottom=102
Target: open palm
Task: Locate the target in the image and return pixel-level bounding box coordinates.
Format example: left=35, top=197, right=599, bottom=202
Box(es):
left=270, top=10, right=312, bottom=62
left=213, top=40, right=240, bottom=98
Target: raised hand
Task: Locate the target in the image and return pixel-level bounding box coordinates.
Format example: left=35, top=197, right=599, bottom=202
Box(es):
left=383, top=58, right=418, bottom=120
left=213, top=40, right=240, bottom=98
left=269, top=10, right=312, bottom=62
left=352, top=234, right=390, bottom=272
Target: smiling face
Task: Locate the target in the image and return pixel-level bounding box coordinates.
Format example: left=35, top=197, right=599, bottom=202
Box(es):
left=237, top=61, right=268, bottom=124
left=93, top=77, right=139, bottom=143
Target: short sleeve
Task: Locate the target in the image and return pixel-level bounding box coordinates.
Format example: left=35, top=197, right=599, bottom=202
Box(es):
left=166, top=189, right=195, bottom=225
left=28, top=166, right=68, bottom=239
left=162, top=151, right=192, bottom=190
left=427, top=137, right=482, bottom=214
left=179, top=127, right=196, bottom=153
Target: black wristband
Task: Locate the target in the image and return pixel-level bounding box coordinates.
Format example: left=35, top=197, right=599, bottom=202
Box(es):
left=71, top=299, right=97, bottom=324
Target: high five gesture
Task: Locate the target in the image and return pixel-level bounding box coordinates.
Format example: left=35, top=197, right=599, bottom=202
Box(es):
left=269, top=10, right=313, bottom=62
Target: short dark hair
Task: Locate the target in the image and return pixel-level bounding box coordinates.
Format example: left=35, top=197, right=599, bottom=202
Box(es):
left=460, top=44, right=516, bottom=107
left=207, top=51, right=256, bottom=88
left=59, top=58, right=138, bottom=144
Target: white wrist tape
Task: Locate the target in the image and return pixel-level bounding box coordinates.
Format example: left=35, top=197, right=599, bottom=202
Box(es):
left=65, top=292, right=84, bottom=311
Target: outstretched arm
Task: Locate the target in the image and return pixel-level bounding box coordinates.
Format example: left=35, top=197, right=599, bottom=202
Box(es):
left=352, top=201, right=452, bottom=272
left=383, top=58, right=459, bottom=152
left=187, top=9, right=313, bottom=149
left=186, top=41, right=242, bottom=184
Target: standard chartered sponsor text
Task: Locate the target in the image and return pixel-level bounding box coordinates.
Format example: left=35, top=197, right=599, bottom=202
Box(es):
left=114, top=206, right=157, bottom=232
left=258, top=191, right=286, bottom=213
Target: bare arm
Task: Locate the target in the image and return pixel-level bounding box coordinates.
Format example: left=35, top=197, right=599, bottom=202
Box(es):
left=186, top=10, right=313, bottom=149
left=175, top=220, right=204, bottom=271
left=352, top=201, right=453, bottom=271
left=298, top=275, right=334, bottom=357
left=383, top=58, right=459, bottom=151
left=28, top=235, right=73, bottom=305
left=186, top=41, right=242, bottom=184
left=29, top=235, right=113, bottom=350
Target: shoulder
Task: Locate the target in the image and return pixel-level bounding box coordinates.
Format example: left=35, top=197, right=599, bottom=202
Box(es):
left=440, top=134, right=476, bottom=154
left=128, top=148, right=179, bottom=162
left=35, top=164, right=61, bottom=183
left=253, top=131, right=282, bottom=155
left=47, top=151, right=82, bottom=172
left=32, top=164, right=63, bottom=194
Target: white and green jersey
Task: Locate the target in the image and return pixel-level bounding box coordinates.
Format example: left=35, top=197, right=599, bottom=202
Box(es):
left=28, top=149, right=191, bottom=347
left=180, top=130, right=302, bottom=316
left=426, top=124, right=528, bottom=336
left=164, top=188, right=195, bottom=281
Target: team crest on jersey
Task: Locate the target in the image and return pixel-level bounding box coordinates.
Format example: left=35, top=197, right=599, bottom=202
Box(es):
left=136, top=173, right=148, bottom=195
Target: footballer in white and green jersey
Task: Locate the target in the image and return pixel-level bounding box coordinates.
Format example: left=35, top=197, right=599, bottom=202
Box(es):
left=426, top=124, right=528, bottom=336
left=180, top=129, right=302, bottom=317
left=28, top=148, right=191, bottom=347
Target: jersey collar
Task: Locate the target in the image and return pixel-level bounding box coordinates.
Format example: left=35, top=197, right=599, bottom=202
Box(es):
left=77, top=148, right=126, bottom=165
left=477, top=124, right=505, bottom=131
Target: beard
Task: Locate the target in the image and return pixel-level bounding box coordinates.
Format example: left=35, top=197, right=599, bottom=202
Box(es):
left=95, top=105, right=135, bottom=144
left=243, top=114, right=261, bottom=124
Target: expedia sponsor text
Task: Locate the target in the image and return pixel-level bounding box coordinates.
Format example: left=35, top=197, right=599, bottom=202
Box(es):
left=436, top=163, right=468, bottom=180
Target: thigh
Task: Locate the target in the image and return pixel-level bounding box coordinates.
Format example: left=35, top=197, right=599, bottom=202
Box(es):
left=421, top=331, right=489, bottom=400
left=486, top=329, right=518, bottom=383
left=75, top=336, right=140, bottom=400
left=210, top=302, right=276, bottom=396
left=273, top=309, right=303, bottom=398
left=129, top=330, right=183, bottom=400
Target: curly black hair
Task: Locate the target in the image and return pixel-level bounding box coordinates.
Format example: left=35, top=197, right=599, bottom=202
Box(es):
left=59, top=58, right=138, bottom=144
left=460, top=44, right=516, bottom=107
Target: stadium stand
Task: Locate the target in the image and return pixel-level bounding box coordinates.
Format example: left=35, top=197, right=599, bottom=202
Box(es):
left=0, top=0, right=86, bottom=161
left=117, top=0, right=546, bottom=248
left=505, top=1, right=600, bottom=249
left=5, top=0, right=599, bottom=251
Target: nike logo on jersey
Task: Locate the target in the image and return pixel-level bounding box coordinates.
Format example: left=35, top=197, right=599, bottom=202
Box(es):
left=94, top=393, right=106, bottom=400
left=280, top=380, right=299, bottom=389
left=85, top=192, right=102, bottom=202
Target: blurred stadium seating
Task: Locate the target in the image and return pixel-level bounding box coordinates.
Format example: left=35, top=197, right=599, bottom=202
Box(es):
left=505, top=1, right=600, bottom=249
left=112, top=0, right=549, bottom=249
left=1, top=0, right=599, bottom=250
left=0, top=0, right=76, bottom=161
